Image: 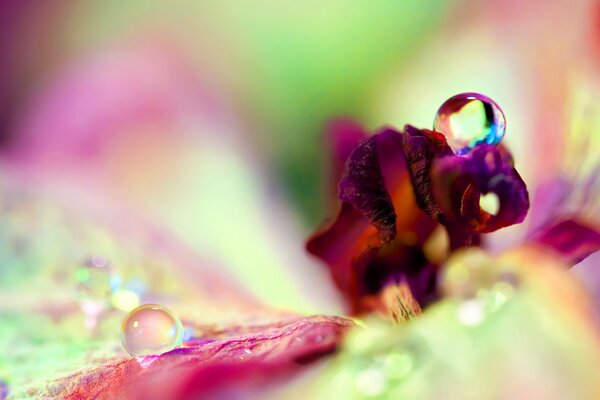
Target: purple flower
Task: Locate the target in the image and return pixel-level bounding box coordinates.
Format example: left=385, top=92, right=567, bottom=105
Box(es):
left=308, top=121, right=531, bottom=315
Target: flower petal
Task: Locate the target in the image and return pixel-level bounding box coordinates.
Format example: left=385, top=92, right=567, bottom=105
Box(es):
left=308, top=127, right=439, bottom=312
left=529, top=219, right=600, bottom=265
left=338, top=133, right=397, bottom=243
left=402, top=125, right=529, bottom=247
left=45, top=316, right=353, bottom=399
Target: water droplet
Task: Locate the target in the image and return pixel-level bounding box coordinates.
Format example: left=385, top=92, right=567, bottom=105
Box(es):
left=121, top=304, right=183, bottom=356
left=434, top=92, right=506, bottom=155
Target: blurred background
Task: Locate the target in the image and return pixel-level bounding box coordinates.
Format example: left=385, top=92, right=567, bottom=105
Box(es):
left=1, top=0, right=599, bottom=309
left=1, top=0, right=600, bottom=309
left=1, top=1, right=600, bottom=392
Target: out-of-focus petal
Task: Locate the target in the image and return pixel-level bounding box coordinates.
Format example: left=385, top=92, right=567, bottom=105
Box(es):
left=529, top=220, right=600, bottom=266
left=325, top=119, right=368, bottom=195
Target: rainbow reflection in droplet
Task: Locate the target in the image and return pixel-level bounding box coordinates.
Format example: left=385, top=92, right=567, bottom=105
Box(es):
left=121, top=304, right=183, bottom=356
left=433, top=92, right=506, bottom=155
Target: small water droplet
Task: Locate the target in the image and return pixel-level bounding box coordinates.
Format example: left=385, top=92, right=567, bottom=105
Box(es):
left=434, top=92, right=506, bottom=155
left=121, top=304, right=183, bottom=356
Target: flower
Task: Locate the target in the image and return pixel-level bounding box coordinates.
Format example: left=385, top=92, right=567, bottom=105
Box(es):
left=308, top=118, right=600, bottom=319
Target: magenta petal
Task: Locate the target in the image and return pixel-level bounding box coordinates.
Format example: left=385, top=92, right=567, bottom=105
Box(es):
left=530, top=219, right=600, bottom=266
left=47, top=316, right=352, bottom=399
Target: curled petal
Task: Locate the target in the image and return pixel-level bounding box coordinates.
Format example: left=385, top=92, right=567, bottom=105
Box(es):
left=401, top=125, right=453, bottom=219
left=401, top=125, right=529, bottom=247
left=431, top=144, right=529, bottom=232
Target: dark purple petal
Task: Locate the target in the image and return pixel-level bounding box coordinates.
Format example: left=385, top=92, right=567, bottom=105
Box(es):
left=308, top=127, right=439, bottom=312
left=401, top=125, right=453, bottom=219
left=401, top=125, right=529, bottom=247
left=432, top=144, right=529, bottom=231
left=339, top=133, right=397, bottom=242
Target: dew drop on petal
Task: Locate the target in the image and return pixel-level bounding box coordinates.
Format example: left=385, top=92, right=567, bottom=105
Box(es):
left=434, top=92, right=506, bottom=155
left=121, top=304, right=184, bottom=356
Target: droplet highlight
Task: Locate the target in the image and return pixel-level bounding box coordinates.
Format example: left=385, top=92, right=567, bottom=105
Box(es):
left=434, top=92, right=506, bottom=155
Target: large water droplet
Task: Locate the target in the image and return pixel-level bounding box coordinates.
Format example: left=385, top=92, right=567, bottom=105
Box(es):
left=434, top=93, right=506, bottom=155
left=121, top=304, right=183, bottom=356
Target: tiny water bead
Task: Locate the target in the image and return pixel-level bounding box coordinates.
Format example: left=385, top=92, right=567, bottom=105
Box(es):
left=121, top=304, right=183, bottom=356
left=434, top=92, right=506, bottom=155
